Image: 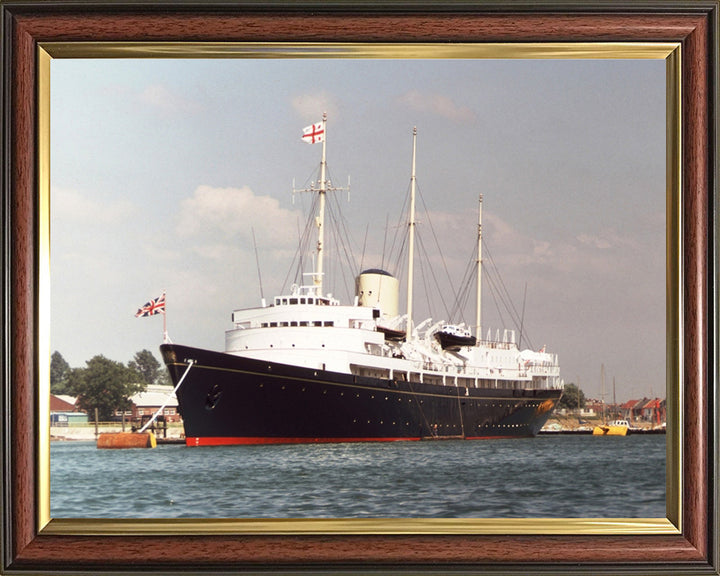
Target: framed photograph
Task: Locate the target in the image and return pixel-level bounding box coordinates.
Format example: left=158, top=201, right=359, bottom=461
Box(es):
left=2, top=1, right=717, bottom=574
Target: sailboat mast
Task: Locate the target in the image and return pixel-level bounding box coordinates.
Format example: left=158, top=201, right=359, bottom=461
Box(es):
left=601, top=363, right=606, bottom=423
left=314, top=112, right=328, bottom=296
left=475, top=193, right=483, bottom=341
left=406, top=127, right=417, bottom=341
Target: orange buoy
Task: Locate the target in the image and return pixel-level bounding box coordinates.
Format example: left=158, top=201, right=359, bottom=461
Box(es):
left=97, top=432, right=156, bottom=449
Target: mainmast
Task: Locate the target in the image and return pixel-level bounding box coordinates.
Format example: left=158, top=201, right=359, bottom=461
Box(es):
left=406, top=127, right=417, bottom=341
left=475, top=193, right=483, bottom=341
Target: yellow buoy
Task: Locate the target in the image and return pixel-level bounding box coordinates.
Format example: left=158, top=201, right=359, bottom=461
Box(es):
left=97, top=432, right=156, bottom=449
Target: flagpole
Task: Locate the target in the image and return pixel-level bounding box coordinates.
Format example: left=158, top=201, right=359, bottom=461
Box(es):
left=162, top=290, right=168, bottom=343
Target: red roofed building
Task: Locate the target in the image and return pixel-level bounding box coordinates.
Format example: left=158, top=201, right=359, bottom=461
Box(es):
left=641, top=398, right=665, bottom=425
left=50, top=394, right=89, bottom=425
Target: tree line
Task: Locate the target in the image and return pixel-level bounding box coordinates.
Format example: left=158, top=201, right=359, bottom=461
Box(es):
left=50, top=349, right=170, bottom=421
left=557, top=382, right=586, bottom=411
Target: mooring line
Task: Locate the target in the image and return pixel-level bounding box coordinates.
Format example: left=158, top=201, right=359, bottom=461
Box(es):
left=139, top=359, right=195, bottom=433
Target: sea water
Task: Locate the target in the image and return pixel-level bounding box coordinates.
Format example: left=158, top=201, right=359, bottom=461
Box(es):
left=51, top=434, right=665, bottom=519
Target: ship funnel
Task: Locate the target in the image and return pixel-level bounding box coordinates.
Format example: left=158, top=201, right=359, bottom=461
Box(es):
left=355, top=269, right=399, bottom=317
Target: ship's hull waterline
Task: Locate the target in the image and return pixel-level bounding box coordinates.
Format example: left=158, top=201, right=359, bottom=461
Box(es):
left=161, top=344, right=562, bottom=446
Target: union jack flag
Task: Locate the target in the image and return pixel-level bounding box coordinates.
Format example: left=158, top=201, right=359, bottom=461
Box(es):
left=135, top=293, right=165, bottom=317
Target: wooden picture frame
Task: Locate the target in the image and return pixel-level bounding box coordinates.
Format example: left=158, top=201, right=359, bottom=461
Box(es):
left=2, top=1, right=717, bottom=573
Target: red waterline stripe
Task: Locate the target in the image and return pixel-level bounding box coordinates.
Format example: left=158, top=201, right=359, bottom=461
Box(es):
left=186, top=436, right=421, bottom=446
left=465, top=435, right=529, bottom=440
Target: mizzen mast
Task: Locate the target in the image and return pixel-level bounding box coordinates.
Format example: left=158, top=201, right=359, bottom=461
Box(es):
left=475, top=193, right=483, bottom=341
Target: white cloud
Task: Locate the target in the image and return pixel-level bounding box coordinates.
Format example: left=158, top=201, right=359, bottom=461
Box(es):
left=576, top=228, right=636, bottom=251
left=136, top=84, right=201, bottom=115
left=176, top=185, right=300, bottom=247
left=397, top=90, right=476, bottom=123
left=291, top=91, right=338, bottom=121
left=51, top=186, right=135, bottom=223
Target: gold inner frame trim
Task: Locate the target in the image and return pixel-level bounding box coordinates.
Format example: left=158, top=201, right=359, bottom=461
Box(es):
left=41, top=41, right=678, bottom=60
left=42, top=517, right=678, bottom=536
left=36, top=41, right=682, bottom=537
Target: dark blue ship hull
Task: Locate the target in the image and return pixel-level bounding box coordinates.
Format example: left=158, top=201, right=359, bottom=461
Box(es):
left=160, top=343, right=561, bottom=446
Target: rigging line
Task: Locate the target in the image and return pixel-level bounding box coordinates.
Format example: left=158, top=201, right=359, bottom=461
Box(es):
left=415, top=243, right=433, bottom=325
left=381, top=213, right=389, bottom=271
left=392, top=227, right=408, bottom=285
left=331, top=195, right=361, bottom=289
left=331, top=191, right=360, bottom=272
left=326, top=197, right=355, bottom=301
left=456, top=385, right=466, bottom=439
left=416, top=183, right=459, bottom=314
left=282, top=194, right=318, bottom=293
left=482, top=244, right=518, bottom=326
left=448, top=256, right=476, bottom=323
left=451, top=241, right=480, bottom=319
left=251, top=227, right=264, bottom=301
left=483, top=267, right=509, bottom=336
left=452, top=271, right=474, bottom=325
left=448, top=249, right=476, bottom=320
left=415, top=230, right=453, bottom=321
left=360, top=223, right=369, bottom=272
left=281, top=216, right=303, bottom=293
left=139, top=360, right=195, bottom=434
left=387, top=181, right=412, bottom=274
left=519, top=282, right=528, bottom=349
left=484, top=240, right=525, bottom=332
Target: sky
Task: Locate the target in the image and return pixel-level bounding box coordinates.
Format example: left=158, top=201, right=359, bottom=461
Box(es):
left=50, top=56, right=666, bottom=402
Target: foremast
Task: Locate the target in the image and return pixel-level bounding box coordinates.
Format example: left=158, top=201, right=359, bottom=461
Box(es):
left=315, top=112, right=328, bottom=296
left=296, top=112, right=346, bottom=299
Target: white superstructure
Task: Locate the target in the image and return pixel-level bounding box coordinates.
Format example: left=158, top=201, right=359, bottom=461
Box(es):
left=224, top=117, right=561, bottom=395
